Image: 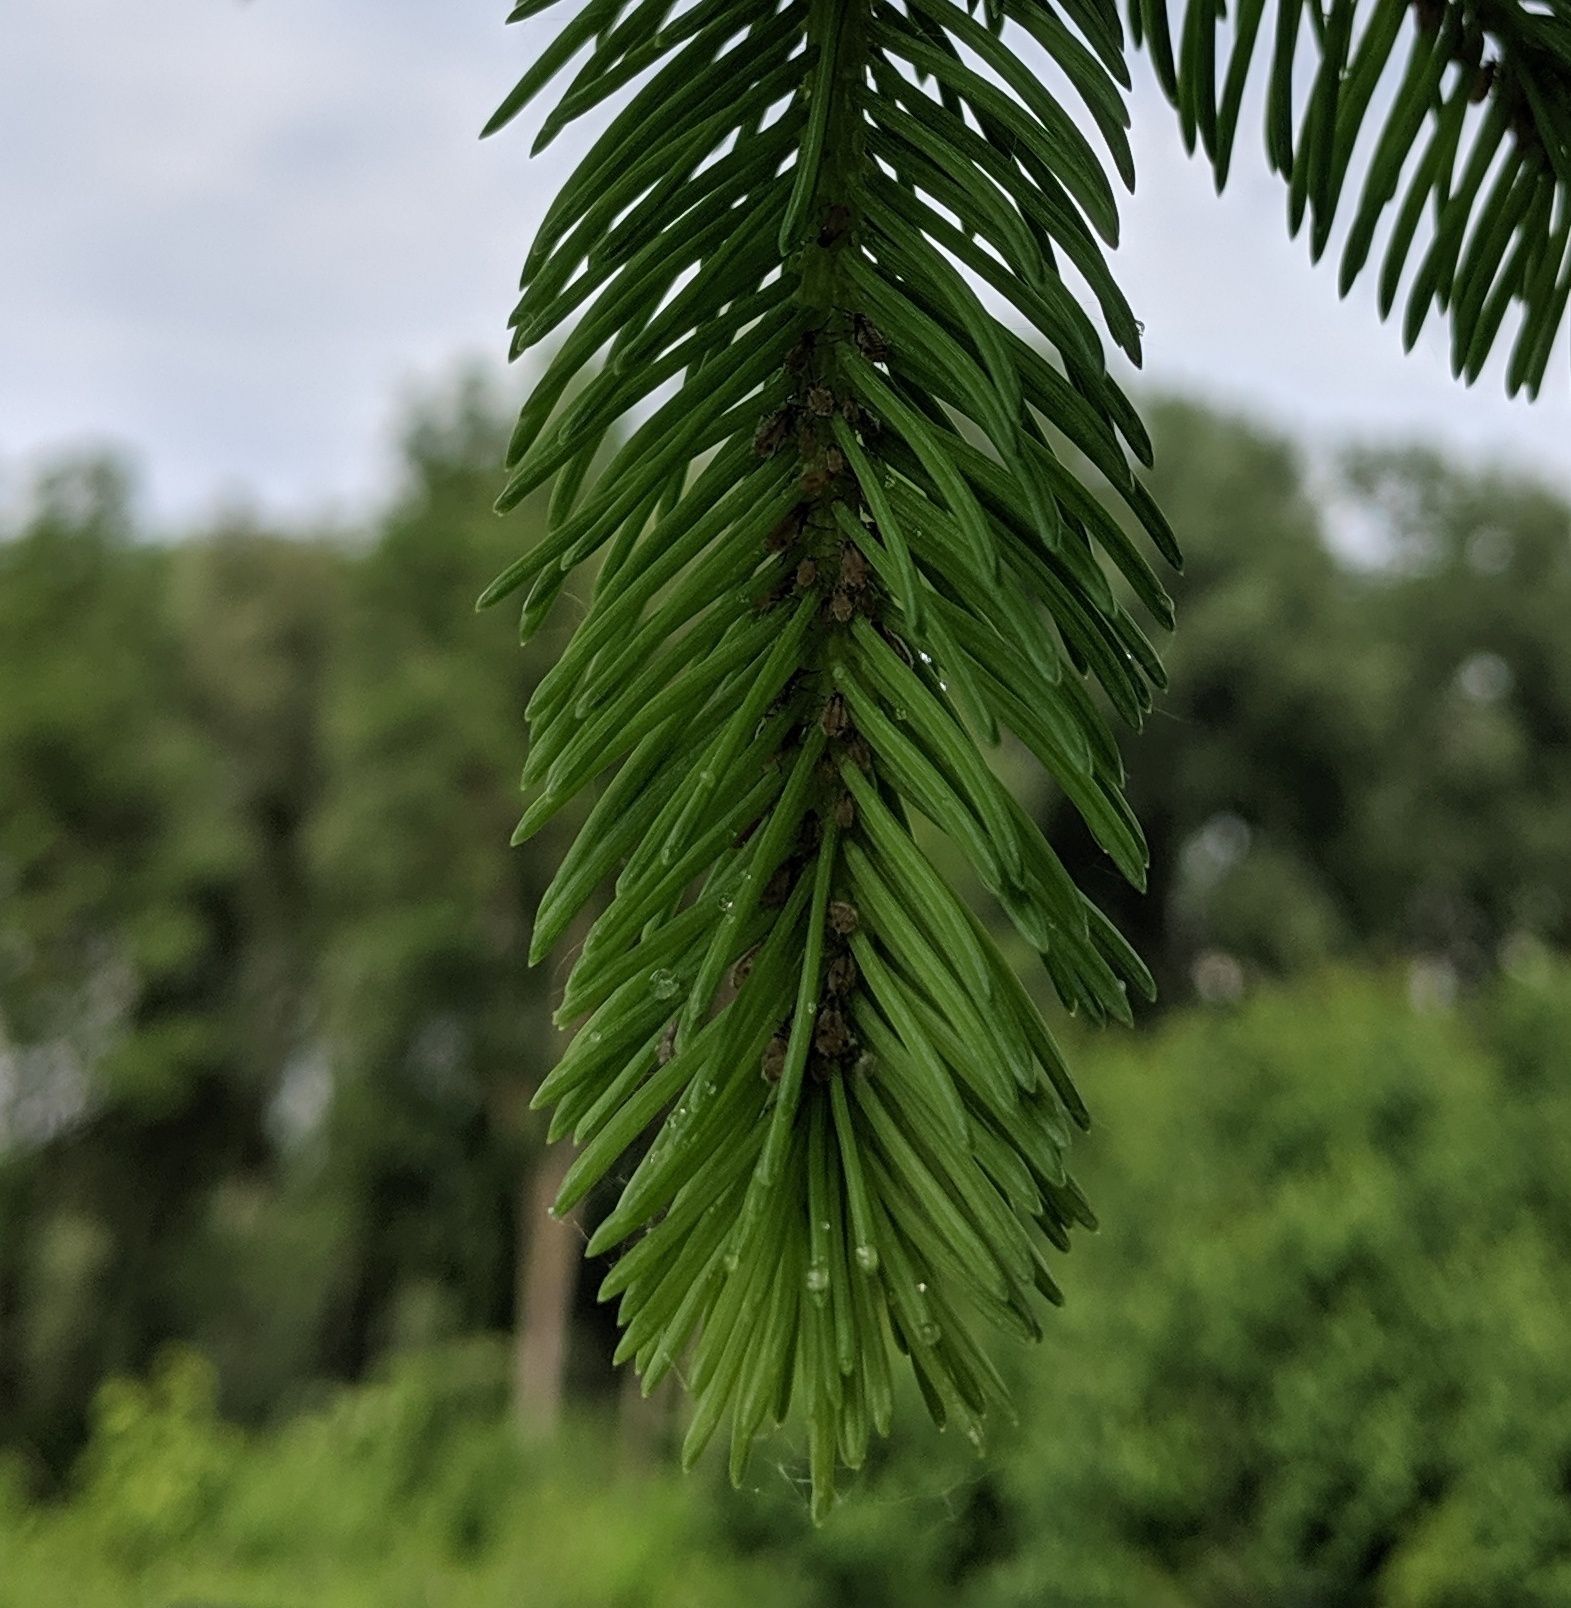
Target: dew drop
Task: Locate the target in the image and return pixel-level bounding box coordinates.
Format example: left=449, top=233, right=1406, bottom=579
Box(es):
left=650, top=967, right=680, bottom=999
left=805, top=1263, right=830, bottom=1298
left=919, top=1321, right=942, bottom=1346
left=915, top=1281, right=928, bottom=1294
left=854, top=1244, right=880, bottom=1274
left=723, top=1248, right=741, bottom=1273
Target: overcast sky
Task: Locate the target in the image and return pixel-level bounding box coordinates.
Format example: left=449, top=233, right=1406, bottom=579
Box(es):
left=3, top=0, right=1566, bottom=530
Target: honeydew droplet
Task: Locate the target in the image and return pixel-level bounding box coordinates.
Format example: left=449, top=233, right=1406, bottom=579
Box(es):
left=854, top=1244, right=880, bottom=1274
left=918, top=1321, right=941, bottom=1346
left=805, top=1263, right=830, bottom=1299
left=650, top=967, right=680, bottom=999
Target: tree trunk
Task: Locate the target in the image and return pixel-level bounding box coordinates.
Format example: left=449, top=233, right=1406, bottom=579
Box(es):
left=619, top=1354, right=680, bottom=1468
left=513, top=1143, right=578, bottom=1435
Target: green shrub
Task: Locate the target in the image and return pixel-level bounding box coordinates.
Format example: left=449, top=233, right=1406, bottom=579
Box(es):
left=1, top=1340, right=803, bottom=1608
left=976, top=970, right=1571, bottom=1606
left=711, top=968, right=1571, bottom=1607
left=5, top=969, right=1569, bottom=1606
left=74, top=1349, right=240, bottom=1568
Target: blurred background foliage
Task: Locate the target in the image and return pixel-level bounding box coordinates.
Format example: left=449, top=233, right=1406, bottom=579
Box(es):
left=2, top=376, right=1570, bottom=1602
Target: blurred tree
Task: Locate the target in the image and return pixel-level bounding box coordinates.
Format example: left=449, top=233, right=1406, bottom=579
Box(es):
left=1349, top=451, right=1571, bottom=977
left=6, top=385, right=1571, bottom=1490
left=158, top=520, right=346, bottom=1420
left=1043, top=399, right=1571, bottom=1004
left=0, top=460, right=330, bottom=1471
left=1039, top=398, right=1388, bottom=999
left=306, top=371, right=585, bottom=1412
left=0, top=378, right=604, bottom=1476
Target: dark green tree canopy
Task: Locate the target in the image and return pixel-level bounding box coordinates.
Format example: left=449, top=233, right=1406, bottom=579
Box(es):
left=482, top=0, right=1569, bottom=1514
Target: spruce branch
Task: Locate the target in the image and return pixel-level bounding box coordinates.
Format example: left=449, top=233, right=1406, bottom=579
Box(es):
left=480, top=0, right=1567, bottom=1516
left=1136, top=0, right=1571, bottom=390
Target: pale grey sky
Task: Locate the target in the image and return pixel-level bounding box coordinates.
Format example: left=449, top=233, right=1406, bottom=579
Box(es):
left=2, top=0, right=1566, bottom=529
